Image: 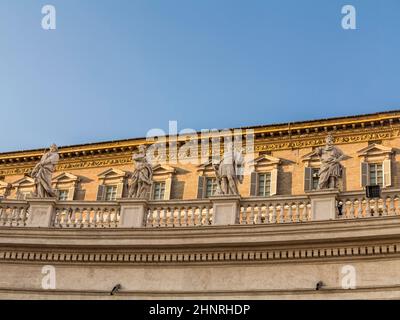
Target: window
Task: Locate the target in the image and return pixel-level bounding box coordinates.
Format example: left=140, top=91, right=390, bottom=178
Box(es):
left=258, top=173, right=271, bottom=196
left=205, top=178, right=217, bottom=198
left=311, top=168, right=319, bottom=190
left=58, top=190, right=68, bottom=201
left=153, top=181, right=166, bottom=200
left=369, top=163, right=383, bottom=187
left=105, top=185, right=117, bottom=201
left=21, top=192, right=31, bottom=200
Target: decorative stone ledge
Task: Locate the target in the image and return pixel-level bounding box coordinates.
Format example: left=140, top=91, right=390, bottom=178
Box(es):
left=117, top=199, right=148, bottom=228
left=210, top=195, right=241, bottom=226
left=26, top=198, right=57, bottom=228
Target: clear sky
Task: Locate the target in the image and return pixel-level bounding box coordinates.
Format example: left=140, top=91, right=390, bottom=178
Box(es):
left=0, top=0, right=399, bottom=152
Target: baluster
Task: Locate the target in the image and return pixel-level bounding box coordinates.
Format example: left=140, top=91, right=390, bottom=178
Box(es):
left=0, top=207, right=4, bottom=225
left=240, top=206, right=245, bottom=224
left=349, top=200, right=355, bottom=219
left=76, top=208, right=83, bottom=227
left=20, top=208, right=27, bottom=226
left=255, top=205, right=261, bottom=224
left=271, top=204, right=277, bottom=223
left=365, top=199, right=371, bottom=217
left=58, top=208, right=64, bottom=227
left=356, top=199, right=362, bottom=218
left=82, top=208, right=89, bottom=227
left=198, top=207, right=203, bottom=226
left=249, top=205, right=255, bottom=224
left=183, top=207, right=188, bottom=226
left=293, top=203, right=299, bottom=222
left=382, top=197, right=388, bottom=216
left=374, top=199, right=379, bottom=217
left=61, top=208, right=68, bottom=227
left=105, top=209, right=112, bottom=227
left=278, top=205, right=284, bottom=223
left=288, top=204, right=293, bottom=223
left=169, top=207, right=174, bottom=227
left=155, top=208, right=160, bottom=227
left=302, top=204, right=308, bottom=222
left=94, top=208, right=100, bottom=227
left=70, top=208, right=77, bottom=227
left=10, top=207, right=16, bottom=226
left=389, top=196, right=396, bottom=216
left=205, top=206, right=211, bottom=225
left=190, top=207, right=195, bottom=226
left=52, top=209, right=58, bottom=226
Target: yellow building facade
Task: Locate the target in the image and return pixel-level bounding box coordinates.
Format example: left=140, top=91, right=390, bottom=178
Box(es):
left=0, top=110, right=399, bottom=202
left=1, top=110, right=400, bottom=299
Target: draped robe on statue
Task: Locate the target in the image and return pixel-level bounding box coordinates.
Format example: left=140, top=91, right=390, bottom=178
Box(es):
left=31, top=151, right=59, bottom=198
left=316, top=145, right=343, bottom=189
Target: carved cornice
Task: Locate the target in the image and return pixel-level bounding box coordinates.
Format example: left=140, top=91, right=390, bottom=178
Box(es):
left=0, top=242, right=399, bottom=266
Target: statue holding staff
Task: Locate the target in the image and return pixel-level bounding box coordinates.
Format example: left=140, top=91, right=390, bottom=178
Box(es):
left=213, top=142, right=244, bottom=196
left=315, top=134, right=345, bottom=190
left=128, top=145, right=153, bottom=199
left=30, top=144, right=60, bottom=198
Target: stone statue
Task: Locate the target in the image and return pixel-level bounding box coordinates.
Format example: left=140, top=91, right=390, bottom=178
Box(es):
left=315, top=134, right=345, bottom=189
left=213, top=143, right=244, bottom=196
left=30, top=144, right=60, bottom=198
left=128, top=145, right=153, bottom=199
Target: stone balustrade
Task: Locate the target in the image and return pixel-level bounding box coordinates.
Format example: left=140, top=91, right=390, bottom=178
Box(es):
left=0, top=200, right=29, bottom=227
left=240, top=196, right=311, bottom=224
left=338, top=189, right=400, bottom=219
left=54, top=201, right=120, bottom=228
left=146, top=199, right=213, bottom=227
left=1, top=189, right=400, bottom=229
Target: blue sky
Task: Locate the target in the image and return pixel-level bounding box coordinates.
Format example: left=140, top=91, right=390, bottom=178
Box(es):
left=0, top=0, right=399, bottom=152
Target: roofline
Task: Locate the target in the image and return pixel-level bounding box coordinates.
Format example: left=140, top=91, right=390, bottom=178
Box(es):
left=1, top=108, right=400, bottom=157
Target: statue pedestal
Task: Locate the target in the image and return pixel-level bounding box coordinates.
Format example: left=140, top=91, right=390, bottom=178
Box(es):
left=210, top=195, right=241, bottom=226
left=307, top=190, right=339, bottom=221
left=118, top=199, right=148, bottom=228
left=26, top=198, right=57, bottom=228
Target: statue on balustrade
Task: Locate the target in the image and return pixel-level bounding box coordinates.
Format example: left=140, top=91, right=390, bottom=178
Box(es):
left=213, top=142, right=244, bottom=196
left=30, top=144, right=60, bottom=198
left=128, top=145, right=153, bottom=199
left=315, top=134, right=345, bottom=189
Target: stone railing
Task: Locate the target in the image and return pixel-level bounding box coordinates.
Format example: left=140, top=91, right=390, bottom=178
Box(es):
left=239, top=196, right=311, bottom=224
left=0, top=200, right=29, bottom=227
left=54, top=201, right=120, bottom=228
left=146, top=199, right=213, bottom=227
left=1, top=189, right=400, bottom=229
left=338, top=189, right=400, bottom=219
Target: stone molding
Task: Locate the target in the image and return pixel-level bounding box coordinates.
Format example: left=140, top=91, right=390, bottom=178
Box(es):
left=0, top=120, right=399, bottom=176
left=1, top=216, right=400, bottom=265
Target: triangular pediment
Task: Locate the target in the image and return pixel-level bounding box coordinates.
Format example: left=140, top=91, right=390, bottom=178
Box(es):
left=301, top=150, right=320, bottom=162
left=153, top=164, right=175, bottom=175
left=97, top=168, right=127, bottom=179
left=357, top=144, right=393, bottom=157
left=52, top=172, right=79, bottom=183
left=12, top=176, right=34, bottom=187
left=249, top=154, right=281, bottom=166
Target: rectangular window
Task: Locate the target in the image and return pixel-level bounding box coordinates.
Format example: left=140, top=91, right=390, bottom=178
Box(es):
left=312, top=168, right=319, bottom=190
left=58, top=190, right=68, bottom=201
left=205, top=178, right=217, bottom=198
left=257, top=173, right=271, bottom=197
left=153, top=181, right=166, bottom=200
left=20, top=192, right=31, bottom=200
left=369, top=163, right=383, bottom=187
left=105, top=185, right=117, bottom=201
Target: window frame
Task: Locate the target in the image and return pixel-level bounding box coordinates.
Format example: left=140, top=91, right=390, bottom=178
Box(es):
left=105, top=185, right=118, bottom=201
left=153, top=181, right=166, bottom=200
